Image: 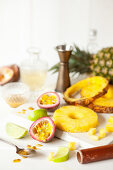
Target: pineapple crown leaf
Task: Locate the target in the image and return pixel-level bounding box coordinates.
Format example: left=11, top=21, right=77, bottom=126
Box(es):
left=49, top=45, right=92, bottom=74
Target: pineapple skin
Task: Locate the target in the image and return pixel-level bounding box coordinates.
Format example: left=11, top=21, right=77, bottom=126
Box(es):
left=88, top=85, right=113, bottom=113
left=53, top=106, right=98, bottom=133
left=91, top=47, right=113, bottom=83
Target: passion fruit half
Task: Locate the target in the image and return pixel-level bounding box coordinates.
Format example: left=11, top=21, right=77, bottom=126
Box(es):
left=37, top=92, right=60, bottom=112
left=0, top=66, right=14, bottom=85
left=29, top=117, right=55, bottom=143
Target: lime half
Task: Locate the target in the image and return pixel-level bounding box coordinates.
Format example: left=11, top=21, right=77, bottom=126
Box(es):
left=28, top=109, right=47, bottom=121
left=6, top=122, right=28, bottom=139
left=52, top=147, right=69, bottom=163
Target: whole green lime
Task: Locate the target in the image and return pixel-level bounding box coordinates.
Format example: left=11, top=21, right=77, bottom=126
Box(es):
left=28, top=109, right=47, bottom=121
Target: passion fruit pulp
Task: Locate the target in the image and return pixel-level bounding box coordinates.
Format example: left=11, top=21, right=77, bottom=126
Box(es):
left=29, top=117, right=55, bottom=143
left=37, top=92, right=60, bottom=112
left=0, top=67, right=14, bottom=85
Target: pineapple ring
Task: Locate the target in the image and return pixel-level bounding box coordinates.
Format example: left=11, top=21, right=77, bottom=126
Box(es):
left=53, top=106, right=98, bottom=133
left=64, top=76, right=108, bottom=105
left=88, top=85, right=113, bottom=113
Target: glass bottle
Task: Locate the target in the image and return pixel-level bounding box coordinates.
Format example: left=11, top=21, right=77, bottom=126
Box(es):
left=87, top=29, right=98, bottom=54
left=20, top=47, right=48, bottom=91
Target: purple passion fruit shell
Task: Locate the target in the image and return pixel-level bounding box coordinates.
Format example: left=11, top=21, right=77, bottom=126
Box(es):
left=0, top=66, right=14, bottom=85
left=29, top=117, right=55, bottom=143
left=37, top=92, right=60, bottom=112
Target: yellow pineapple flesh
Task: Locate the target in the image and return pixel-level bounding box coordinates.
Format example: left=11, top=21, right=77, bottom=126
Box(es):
left=88, top=128, right=96, bottom=136
left=108, top=116, right=113, bottom=124
left=68, top=142, right=76, bottom=151
left=64, top=76, right=108, bottom=105
left=106, top=124, right=113, bottom=132
left=87, top=85, right=113, bottom=113
left=53, top=106, right=98, bottom=133
left=99, top=128, right=106, bottom=138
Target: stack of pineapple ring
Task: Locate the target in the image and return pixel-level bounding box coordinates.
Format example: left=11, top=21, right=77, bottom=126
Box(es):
left=53, top=76, right=113, bottom=133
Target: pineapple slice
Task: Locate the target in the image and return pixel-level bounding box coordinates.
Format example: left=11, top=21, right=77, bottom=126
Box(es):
left=99, top=128, right=106, bottom=138
left=53, top=106, right=98, bottom=133
left=88, top=128, right=96, bottom=136
left=68, top=142, right=76, bottom=151
left=106, top=123, right=113, bottom=132
left=89, top=135, right=99, bottom=141
left=64, top=76, right=108, bottom=105
left=88, top=85, right=113, bottom=113
left=108, top=116, right=113, bottom=124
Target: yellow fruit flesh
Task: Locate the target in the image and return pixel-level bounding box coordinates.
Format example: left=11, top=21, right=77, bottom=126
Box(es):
left=108, top=116, right=113, bottom=124
left=33, top=121, right=52, bottom=142
left=99, top=128, right=106, bottom=138
left=64, top=76, right=108, bottom=105
left=53, top=106, right=98, bottom=133
left=82, top=85, right=113, bottom=107
left=68, top=142, right=76, bottom=151
left=88, top=128, right=96, bottom=136
left=40, top=94, right=57, bottom=105
left=106, top=124, right=113, bottom=132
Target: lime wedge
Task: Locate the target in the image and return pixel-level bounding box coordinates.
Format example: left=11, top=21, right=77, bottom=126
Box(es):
left=28, top=109, right=47, bottom=121
left=52, top=147, right=69, bottom=163
left=6, top=122, right=28, bottom=139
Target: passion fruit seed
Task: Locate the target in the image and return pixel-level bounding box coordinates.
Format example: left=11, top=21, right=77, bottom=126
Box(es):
left=34, top=120, right=52, bottom=142
left=29, top=117, right=55, bottom=142
left=31, top=146, right=37, bottom=150
left=28, top=109, right=47, bottom=121
left=13, top=159, right=21, bottom=163
left=40, top=94, right=57, bottom=105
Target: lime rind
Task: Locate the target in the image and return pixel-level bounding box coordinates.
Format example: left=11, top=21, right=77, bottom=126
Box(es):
left=6, top=122, right=28, bottom=139
left=52, top=147, right=69, bottom=163
left=28, top=109, right=47, bottom=121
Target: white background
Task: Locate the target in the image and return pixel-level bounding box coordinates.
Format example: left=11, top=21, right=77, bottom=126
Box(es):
left=0, top=0, right=113, bottom=68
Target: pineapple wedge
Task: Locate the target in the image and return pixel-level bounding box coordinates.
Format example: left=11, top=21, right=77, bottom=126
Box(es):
left=106, top=124, right=113, bottom=132
left=108, top=116, right=113, bottom=124
left=88, top=128, right=96, bottom=136
left=99, top=128, right=106, bottom=138
left=68, top=142, right=76, bottom=151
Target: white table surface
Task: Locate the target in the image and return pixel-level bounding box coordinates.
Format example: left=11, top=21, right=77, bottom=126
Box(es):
left=0, top=74, right=113, bottom=170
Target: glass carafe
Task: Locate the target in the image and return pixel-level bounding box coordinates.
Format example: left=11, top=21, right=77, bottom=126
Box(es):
left=20, top=47, right=48, bottom=91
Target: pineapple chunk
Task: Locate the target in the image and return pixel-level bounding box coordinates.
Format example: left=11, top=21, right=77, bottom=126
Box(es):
left=99, top=128, right=106, bottom=138
left=68, top=142, right=76, bottom=151
left=106, top=123, right=113, bottom=132
left=48, top=152, right=54, bottom=161
left=89, top=135, right=99, bottom=141
left=108, top=116, right=113, bottom=124
left=88, top=128, right=96, bottom=136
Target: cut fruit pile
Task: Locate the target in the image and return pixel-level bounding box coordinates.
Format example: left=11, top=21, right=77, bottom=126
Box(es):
left=88, top=85, right=113, bottom=113
left=64, top=76, right=108, bottom=105
left=64, top=76, right=113, bottom=113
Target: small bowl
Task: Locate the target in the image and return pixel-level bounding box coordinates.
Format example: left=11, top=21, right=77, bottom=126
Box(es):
left=1, top=82, right=30, bottom=108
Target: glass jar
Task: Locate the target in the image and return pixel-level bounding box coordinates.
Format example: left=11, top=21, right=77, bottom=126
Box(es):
left=20, top=47, right=48, bottom=91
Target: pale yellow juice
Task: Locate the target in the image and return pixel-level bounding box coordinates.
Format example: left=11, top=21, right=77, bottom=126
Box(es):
left=21, top=70, right=47, bottom=91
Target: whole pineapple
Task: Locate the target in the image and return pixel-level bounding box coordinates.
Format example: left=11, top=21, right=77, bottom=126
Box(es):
left=91, top=47, right=113, bottom=83
left=50, top=46, right=113, bottom=84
